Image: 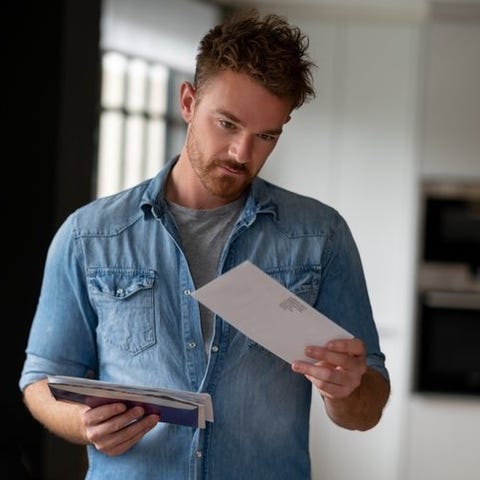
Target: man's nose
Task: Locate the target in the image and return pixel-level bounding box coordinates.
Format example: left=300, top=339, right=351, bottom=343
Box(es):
left=228, top=134, right=253, bottom=163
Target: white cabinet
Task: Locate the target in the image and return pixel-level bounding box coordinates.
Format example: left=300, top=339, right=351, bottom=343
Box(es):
left=420, top=20, right=480, bottom=179
left=405, top=396, right=480, bottom=480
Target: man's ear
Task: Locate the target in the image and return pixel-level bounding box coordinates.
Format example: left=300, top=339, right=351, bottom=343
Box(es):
left=180, top=81, right=196, bottom=122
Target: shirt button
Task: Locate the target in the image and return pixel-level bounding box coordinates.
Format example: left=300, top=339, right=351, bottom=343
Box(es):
left=195, top=450, right=202, bottom=458
left=188, top=341, right=197, bottom=349
left=211, top=345, right=219, bottom=353
left=116, top=288, right=124, bottom=296
left=184, top=289, right=191, bottom=296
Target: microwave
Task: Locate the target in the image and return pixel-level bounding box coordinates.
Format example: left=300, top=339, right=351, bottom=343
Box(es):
left=421, top=182, right=480, bottom=273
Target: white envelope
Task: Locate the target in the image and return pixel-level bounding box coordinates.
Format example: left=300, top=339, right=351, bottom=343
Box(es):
left=192, top=261, right=353, bottom=364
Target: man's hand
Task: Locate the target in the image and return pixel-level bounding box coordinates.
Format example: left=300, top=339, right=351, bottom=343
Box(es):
left=291, top=338, right=390, bottom=430
left=81, top=403, right=159, bottom=456
left=291, top=338, right=367, bottom=400
left=23, top=379, right=159, bottom=454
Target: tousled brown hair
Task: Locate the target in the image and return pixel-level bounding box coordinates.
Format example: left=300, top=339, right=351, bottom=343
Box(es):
left=194, top=9, right=316, bottom=110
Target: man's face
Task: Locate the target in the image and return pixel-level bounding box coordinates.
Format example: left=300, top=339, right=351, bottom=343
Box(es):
left=180, top=70, right=292, bottom=204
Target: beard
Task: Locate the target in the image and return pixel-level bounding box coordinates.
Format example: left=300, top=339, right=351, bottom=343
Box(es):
left=186, top=125, right=254, bottom=202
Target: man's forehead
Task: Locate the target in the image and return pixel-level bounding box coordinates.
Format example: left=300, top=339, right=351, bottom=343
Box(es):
left=198, top=71, right=292, bottom=128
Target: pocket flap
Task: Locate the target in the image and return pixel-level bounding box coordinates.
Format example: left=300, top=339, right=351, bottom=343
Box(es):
left=88, top=268, right=155, bottom=299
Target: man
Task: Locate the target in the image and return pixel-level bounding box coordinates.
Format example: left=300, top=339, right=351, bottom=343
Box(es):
left=20, top=9, right=390, bottom=479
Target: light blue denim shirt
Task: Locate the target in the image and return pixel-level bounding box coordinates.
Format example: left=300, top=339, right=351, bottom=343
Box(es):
left=20, top=156, right=388, bottom=480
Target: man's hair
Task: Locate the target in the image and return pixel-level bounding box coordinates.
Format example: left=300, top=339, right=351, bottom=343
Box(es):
left=194, top=9, right=316, bottom=110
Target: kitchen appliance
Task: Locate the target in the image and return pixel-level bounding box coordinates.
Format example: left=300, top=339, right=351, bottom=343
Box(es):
left=414, top=181, right=480, bottom=396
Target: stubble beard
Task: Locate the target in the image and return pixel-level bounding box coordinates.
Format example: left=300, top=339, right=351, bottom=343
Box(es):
left=186, top=130, right=253, bottom=202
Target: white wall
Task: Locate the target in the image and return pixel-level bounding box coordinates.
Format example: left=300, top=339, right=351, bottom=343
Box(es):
left=101, top=0, right=221, bottom=72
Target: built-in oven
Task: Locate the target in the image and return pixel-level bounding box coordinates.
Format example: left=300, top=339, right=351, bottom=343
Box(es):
left=414, top=290, right=480, bottom=395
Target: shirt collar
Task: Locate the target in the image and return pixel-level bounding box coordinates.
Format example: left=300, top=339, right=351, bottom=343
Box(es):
left=140, top=156, right=278, bottom=222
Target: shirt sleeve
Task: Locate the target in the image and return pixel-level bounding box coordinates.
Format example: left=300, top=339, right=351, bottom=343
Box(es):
left=316, top=212, right=389, bottom=382
left=19, top=213, right=98, bottom=391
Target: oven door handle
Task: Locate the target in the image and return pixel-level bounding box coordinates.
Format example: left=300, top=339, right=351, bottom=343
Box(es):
left=422, top=290, right=480, bottom=310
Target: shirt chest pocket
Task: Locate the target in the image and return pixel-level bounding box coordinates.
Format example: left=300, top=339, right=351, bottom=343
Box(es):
left=88, top=268, right=156, bottom=355
left=266, top=265, right=322, bottom=305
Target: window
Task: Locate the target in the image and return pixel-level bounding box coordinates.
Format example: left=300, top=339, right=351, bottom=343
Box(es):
left=96, top=51, right=190, bottom=198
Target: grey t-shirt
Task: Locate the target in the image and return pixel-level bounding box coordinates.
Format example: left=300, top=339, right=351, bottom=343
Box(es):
left=168, top=195, right=245, bottom=355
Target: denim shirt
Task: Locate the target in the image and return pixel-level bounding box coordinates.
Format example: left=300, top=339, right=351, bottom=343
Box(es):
left=20, top=157, right=388, bottom=480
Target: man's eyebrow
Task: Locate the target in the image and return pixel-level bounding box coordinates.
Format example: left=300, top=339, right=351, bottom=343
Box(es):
left=217, top=109, right=283, bottom=136
left=262, top=127, right=283, bottom=136
left=218, top=109, right=240, bottom=123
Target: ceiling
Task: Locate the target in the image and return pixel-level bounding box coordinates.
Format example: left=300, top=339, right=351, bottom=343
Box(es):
left=206, top=0, right=480, bottom=21
left=209, top=0, right=479, bottom=5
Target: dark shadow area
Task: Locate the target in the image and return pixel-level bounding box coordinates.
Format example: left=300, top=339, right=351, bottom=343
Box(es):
left=6, top=1, right=101, bottom=477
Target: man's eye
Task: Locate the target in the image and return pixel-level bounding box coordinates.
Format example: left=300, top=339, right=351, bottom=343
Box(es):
left=219, top=120, right=236, bottom=130
left=258, top=133, right=277, bottom=142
